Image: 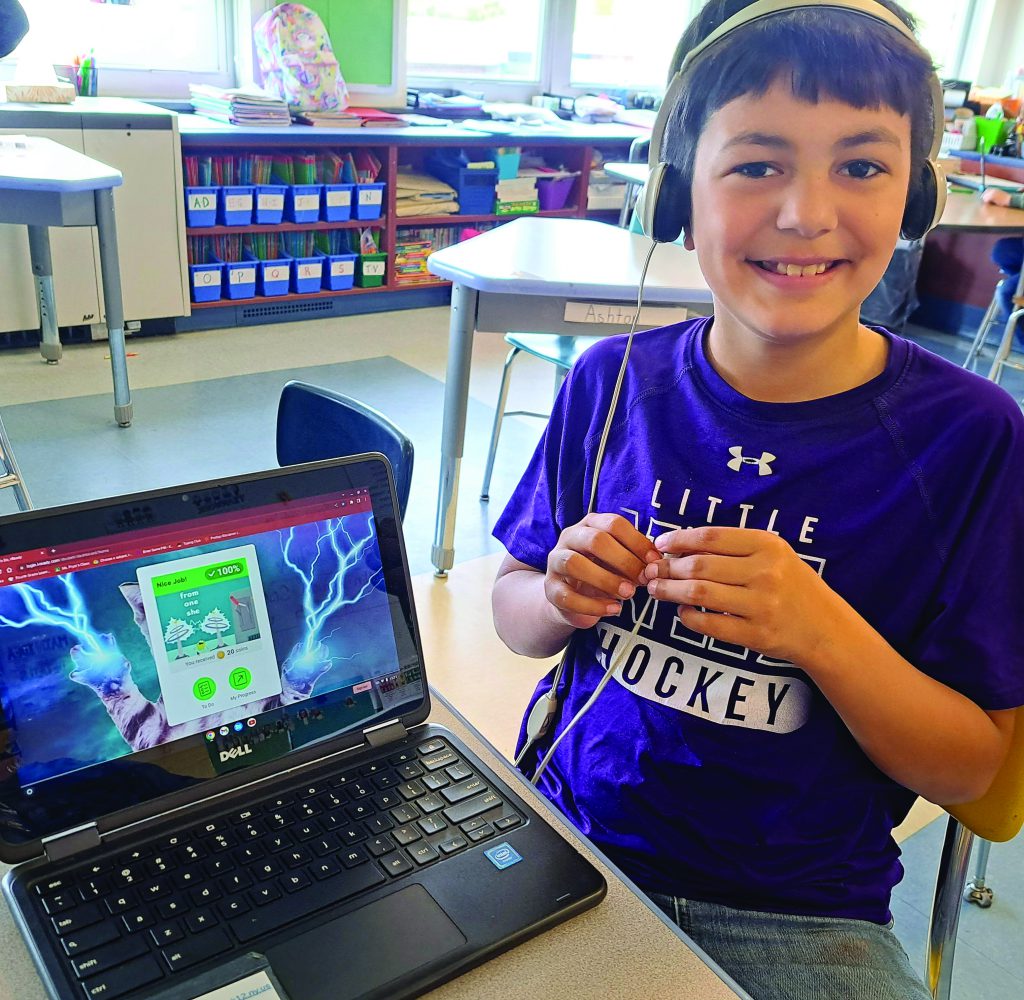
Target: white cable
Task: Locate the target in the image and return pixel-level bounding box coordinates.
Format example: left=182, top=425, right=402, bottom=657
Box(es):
left=527, top=240, right=660, bottom=785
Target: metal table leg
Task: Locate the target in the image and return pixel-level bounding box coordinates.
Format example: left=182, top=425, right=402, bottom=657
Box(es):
left=26, top=225, right=61, bottom=365
left=431, top=283, right=479, bottom=577
left=94, top=187, right=132, bottom=427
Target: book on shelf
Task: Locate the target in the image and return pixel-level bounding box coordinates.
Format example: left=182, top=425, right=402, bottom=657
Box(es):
left=292, top=110, right=363, bottom=128
left=348, top=107, right=408, bottom=128
left=189, top=84, right=290, bottom=127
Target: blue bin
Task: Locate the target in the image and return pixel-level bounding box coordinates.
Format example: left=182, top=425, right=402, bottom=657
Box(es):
left=245, top=250, right=290, bottom=297
left=189, top=262, right=222, bottom=302
left=185, top=187, right=218, bottom=227
left=254, top=185, right=287, bottom=224
left=322, top=183, right=355, bottom=221
left=217, top=257, right=257, bottom=300
left=353, top=183, right=385, bottom=220
left=317, top=249, right=357, bottom=290
left=219, top=185, right=255, bottom=226
left=426, top=159, right=497, bottom=215
left=286, top=252, right=324, bottom=294
left=285, top=184, right=322, bottom=223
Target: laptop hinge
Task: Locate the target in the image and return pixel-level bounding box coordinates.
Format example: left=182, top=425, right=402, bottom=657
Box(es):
left=363, top=719, right=409, bottom=748
left=42, top=823, right=101, bottom=863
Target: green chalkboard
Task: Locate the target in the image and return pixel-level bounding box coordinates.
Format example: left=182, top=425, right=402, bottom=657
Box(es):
left=304, top=0, right=395, bottom=88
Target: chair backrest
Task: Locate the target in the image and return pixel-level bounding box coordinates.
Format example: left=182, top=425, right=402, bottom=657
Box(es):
left=276, top=381, right=414, bottom=521
left=946, top=706, right=1024, bottom=842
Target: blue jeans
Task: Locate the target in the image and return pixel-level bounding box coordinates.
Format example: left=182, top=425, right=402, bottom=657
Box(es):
left=646, top=892, right=930, bottom=1000
left=991, top=237, right=1024, bottom=322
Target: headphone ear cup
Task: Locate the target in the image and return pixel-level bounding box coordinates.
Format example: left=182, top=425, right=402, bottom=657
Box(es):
left=637, top=162, right=690, bottom=244
left=901, top=160, right=944, bottom=241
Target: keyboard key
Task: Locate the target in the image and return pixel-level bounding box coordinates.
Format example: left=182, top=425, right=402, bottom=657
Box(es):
left=460, top=817, right=489, bottom=834
left=390, top=804, right=420, bottom=825
left=234, top=844, right=265, bottom=865
left=52, top=902, right=102, bottom=936
left=444, top=791, right=502, bottom=825
left=140, top=879, right=171, bottom=902
left=420, top=748, right=458, bottom=771
left=375, top=790, right=402, bottom=810
left=441, top=778, right=486, bottom=804
left=337, top=826, right=366, bottom=846
left=221, top=872, right=253, bottom=894
left=204, top=857, right=233, bottom=878
left=417, top=739, right=446, bottom=755
left=229, top=863, right=385, bottom=943
left=494, top=815, right=522, bottom=831
left=365, top=816, right=394, bottom=836
left=467, top=824, right=495, bottom=843
left=162, top=926, right=231, bottom=972
left=438, top=836, right=468, bottom=855
left=445, top=761, right=473, bottom=782
left=360, top=761, right=387, bottom=777
left=104, top=892, right=135, bottom=915
left=415, top=793, right=446, bottom=814
left=382, top=852, right=415, bottom=877
left=284, top=848, right=311, bottom=869
left=421, top=772, right=449, bottom=792
left=42, top=890, right=78, bottom=915
left=157, top=898, right=189, bottom=919
left=347, top=803, right=373, bottom=822
left=294, top=822, right=320, bottom=841
left=150, top=921, right=184, bottom=946
left=78, top=877, right=110, bottom=901
left=81, top=954, right=163, bottom=999
left=366, top=835, right=395, bottom=858
left=185, top=910, right=216, bottom=934
left=71, top=933, right=148, bottom=979
left=339, top=846, right=369, bottom=869
left=311, top=858, right=341, bottom=880
left=251, top=884, right=283, bottom=905
left=388, top=750, right=417, bottom=765
left=190, top=885, right=220, bottom=906
left=348, top=781, right=372, bottom=800
left=299, top=782, right=327, bottom=799
left=281, top=871, right=311, bottom=893
left=61, top=920, right=120, bottom=956
left=218, top=896, right=250, bottom=919
left=121, top=910, right=154, bottom=934
left=408, top=843, right=440, bottom=866
left=256, top=859, right=283, bottom=880
left=397, top=780, right=425, bottom=801
left=396, top=762, right=424, bottom=780
left=418, top=815, right=448, bottom=836
left=392, top=825, right=421, bottom=846
left=372, top=773, right=399, bottom=789
left=36, top=876, right=69, bottom=896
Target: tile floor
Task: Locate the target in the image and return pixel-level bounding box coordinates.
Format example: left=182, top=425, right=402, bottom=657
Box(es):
left=2, top=307, right=1022, bottom=999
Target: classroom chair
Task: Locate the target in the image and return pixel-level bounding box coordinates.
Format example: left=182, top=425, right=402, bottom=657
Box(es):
left=480, top=333, right=603, bottom=500
left=981, top=300, right=1024, bottom=386
left=962, top=279, right=1008, bottom=372
left=617, top=135, right=650, bottom=228
left=925, top=706, right=1024, bottom=999
left=276, top=380, right=414, bottom=521
left=0, top=413, right=31, bottom=511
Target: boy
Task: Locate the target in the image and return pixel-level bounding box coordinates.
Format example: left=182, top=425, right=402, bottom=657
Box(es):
left=981, top=186, right=1024, bottom=343
left=491, top=2, right=1024, bottom=998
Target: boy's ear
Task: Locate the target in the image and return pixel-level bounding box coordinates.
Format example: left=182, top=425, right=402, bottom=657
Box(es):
left=683, top=228, right=695, bottom=252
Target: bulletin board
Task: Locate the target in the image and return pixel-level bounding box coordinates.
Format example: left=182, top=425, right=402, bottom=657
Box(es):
left=302, top=0, right=408, bottom=108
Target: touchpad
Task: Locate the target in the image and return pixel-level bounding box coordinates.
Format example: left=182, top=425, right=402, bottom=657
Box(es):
left=266, top=884, right=467, bottom=1000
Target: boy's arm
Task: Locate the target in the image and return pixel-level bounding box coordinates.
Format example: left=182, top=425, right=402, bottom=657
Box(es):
left=646, top=527, right=1015, bottom=805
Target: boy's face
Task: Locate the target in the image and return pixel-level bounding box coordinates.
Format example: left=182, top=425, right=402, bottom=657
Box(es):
left=687, top=79, right=912, bottom=348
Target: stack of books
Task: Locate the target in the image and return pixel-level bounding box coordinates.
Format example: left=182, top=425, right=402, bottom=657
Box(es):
left=292, top=109, right=362, bottom=128
left=495, top=174, right=539, bottom=215
left=189, top=85, right=290, bottom=127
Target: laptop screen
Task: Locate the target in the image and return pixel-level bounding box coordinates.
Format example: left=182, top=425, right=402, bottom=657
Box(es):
left=0, top=457, right=427, bottom=851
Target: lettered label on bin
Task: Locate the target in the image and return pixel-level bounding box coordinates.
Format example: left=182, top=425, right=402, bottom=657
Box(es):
left=225, top=194, right=252, bottom=212
left=294, top=194, right=319, bottom=211
left=331, top=260, right=355, bottom=277
left=298, top=263, right=322, bottom=280
left=229, top=267, right=256, bottom=285
left=194, top=269, right=219, bottom=288
left=327, top=190, right=352, bottom=207
left=264, top=264, right=287, bottom=282
left=364, top=261, right=385, bottom=276
left=258, top=192, right=284, bottom=211
left=188, top=192, right=214, bottom=211
left=359, top=188, right=382, bottom=206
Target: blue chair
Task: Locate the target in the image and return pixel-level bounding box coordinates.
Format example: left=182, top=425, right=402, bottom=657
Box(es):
left=276, top=380, right=414, bottom=520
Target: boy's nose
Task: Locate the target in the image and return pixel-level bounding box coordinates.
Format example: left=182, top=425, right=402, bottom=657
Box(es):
left=775, top=174, right=838, bottom=238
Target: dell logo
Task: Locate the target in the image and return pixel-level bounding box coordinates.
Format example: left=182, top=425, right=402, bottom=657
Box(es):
left=219, top=745, right=253, bottom=763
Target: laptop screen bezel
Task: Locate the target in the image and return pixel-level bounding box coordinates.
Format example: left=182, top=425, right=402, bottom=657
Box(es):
left=0, top=454, right=430, bottom=865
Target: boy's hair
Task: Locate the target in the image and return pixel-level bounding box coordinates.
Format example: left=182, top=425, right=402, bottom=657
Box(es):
left=662, top=0, right=936, bottom=223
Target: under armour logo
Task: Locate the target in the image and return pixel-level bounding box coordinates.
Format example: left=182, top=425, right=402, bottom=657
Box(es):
left=727, top=446, right=775, bottom=476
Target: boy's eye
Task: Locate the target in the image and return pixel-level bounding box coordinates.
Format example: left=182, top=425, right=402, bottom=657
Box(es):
left=732, top=162, right=780, bottom=179
left=840, top=160, right=884, bottom=179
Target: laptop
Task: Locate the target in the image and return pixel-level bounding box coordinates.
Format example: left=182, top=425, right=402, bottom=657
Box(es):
left=0, top=455, right=606, bottom=1000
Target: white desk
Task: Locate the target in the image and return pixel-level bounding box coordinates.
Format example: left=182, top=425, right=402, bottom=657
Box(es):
left=426, top=217, right=710, bottom=576
left=603, top=162, right=649, bottom=227
left=0, top=136, right=131, bottom=426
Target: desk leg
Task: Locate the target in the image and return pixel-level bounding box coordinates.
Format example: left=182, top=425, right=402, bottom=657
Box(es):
left=26, top=225, right=61, bottom=365
left=94, top=188, right=132, bottom=427
left=431, top=283, right=478, bottom=577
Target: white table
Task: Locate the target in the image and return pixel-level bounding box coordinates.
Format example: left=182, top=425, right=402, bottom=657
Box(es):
left=603, top=162, right=649, bottom=227
left=0, top=136, right=131, bottom=426
left=426, top=217, right=711, bottom=576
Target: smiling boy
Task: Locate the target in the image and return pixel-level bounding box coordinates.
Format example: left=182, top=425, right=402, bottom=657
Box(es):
left=491, top=2, right=1024, bottom=998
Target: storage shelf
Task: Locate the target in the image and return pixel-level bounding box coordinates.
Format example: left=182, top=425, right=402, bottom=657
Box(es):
left=391, top=279, right=451, bottom=290
left=393, top=208, right=579, bottom=227
left=189, top=286, right=384, bottom=309
left=186, top=219, right=386, bottom=236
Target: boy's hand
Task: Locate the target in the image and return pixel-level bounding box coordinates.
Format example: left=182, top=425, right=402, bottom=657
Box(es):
left=982, top=187, right=1013, bottom=208
left=643, top=526, right=842, bottom=665
left=545, top=513, right=660, bottom=630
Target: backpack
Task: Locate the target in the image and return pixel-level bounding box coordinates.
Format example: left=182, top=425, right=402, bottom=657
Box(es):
left=254, top=3, right=348, bottom=112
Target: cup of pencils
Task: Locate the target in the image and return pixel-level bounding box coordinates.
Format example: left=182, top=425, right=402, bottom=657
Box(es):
left=73, top=53, right=97, bottom=97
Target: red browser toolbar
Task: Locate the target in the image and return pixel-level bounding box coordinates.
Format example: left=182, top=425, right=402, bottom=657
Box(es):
left=0, top=490, right=372, bottom=586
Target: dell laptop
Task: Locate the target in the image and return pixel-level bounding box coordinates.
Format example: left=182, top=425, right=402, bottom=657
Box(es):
left=0, top=454, right=605, bottom=1000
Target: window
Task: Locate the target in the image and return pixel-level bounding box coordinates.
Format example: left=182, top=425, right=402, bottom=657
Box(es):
left=5, top=0, right=234, bottom=97
left=896, top=0, right=978, bottom=76
left=406, top=0, right=546, bottom=83
left=569, top=0, right=690, bottom=91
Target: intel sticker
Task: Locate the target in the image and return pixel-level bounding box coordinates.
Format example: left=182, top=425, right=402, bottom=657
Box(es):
left=484, top=842, right=522, bottom=870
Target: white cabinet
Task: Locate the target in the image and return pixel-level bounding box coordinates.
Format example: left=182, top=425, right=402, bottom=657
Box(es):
left=0, top=101, right=189, bottom=334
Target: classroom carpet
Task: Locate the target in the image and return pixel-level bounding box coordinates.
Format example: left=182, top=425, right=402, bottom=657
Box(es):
left=0, top=355, right=546, bottom=578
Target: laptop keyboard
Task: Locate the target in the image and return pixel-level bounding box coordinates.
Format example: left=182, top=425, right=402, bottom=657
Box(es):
left=29, top=736, right=524, bottom=1000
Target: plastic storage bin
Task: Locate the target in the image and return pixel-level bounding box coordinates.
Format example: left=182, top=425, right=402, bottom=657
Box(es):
left=217, top=257, right=257, bottom=300
left=537, top=175, right=576, bottom=212
left=245, top=250, right=290, bottom=297
left=427, top=158, right=498, bottom=215
left=254, top=185, right=287, bottom=224
left=317, top=249, right=357, bottom=290
left=357, top=252, right=387, bottom=288
left=185, top=187, right=218, bottom=227
left=322, top=183, right=355, bottom=222
left=285, top=184, right=322, bottom=223
left=492, top=147, right=521, bottom=180
left=219, top=185, right=255, bottom=226
left=354, top=183, right=385, bottom=220
left=189, top=262, right=222, bottom=302
left=287, top=252, right=324, bottom=294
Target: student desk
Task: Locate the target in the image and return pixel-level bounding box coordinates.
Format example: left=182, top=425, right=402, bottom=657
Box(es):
left=426, top=217, right=711, bottom=577
left=0, top=136, right=131, bottom=426
left=0, top=690, right=746, bottom=1000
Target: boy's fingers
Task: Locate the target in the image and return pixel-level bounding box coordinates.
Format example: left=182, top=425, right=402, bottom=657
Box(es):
left=584, top=513, right=660, bottom=564
left=646, top=577, right=753, bottom=617
left=655, top=526, right=762, bottom=557
left=550, top=549, right=636, bottom=600
left=643, top=553, right=750, bottom=586
left=546, top=577, right=621, bottom=619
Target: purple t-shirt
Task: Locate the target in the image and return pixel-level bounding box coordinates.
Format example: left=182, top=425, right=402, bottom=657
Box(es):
left=494, top=317, right=1024, bottom=923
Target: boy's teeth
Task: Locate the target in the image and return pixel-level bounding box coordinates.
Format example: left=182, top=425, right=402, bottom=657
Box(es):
left=772, top=261, right=829, bottom=277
